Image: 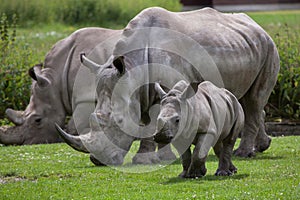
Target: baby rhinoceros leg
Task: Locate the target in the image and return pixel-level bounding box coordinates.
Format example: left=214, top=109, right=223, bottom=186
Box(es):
left=178, top=148, right=192, bottom=178
left=214, top=138, right=237, bottom=176
left=185, top=134, right=214, bottom=178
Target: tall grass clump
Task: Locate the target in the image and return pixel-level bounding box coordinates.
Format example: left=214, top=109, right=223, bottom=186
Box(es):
left=0, top=13, right=33, bottom=119
left=0, top=0, right=182, bottom=27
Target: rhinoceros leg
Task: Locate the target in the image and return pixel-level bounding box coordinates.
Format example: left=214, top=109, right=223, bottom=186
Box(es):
left=132, top=137, right=160, bottom=164
left=234, top=47, right=279, bottom=158
left=178, top=147, right=191, bottom=178
left=214, top=138, right=237, bottom=176
left=234, top=94, right=261, bottom=157
left=157, top=143, right=177, bottom=161
left=255, top=111, right=272, bottom=152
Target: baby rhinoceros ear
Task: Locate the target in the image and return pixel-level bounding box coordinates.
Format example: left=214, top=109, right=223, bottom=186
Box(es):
left=180, top=82, right=198, bottom=100
left=155, top=82, right=167, bottom=99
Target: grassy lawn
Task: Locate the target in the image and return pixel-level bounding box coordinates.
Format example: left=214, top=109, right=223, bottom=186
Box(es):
left=0, top=136, right=299, bottom=199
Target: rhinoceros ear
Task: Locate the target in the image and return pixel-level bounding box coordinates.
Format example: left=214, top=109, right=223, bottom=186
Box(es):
left=180, top=82, right=198, bottom=100
left=28, top=64, right=50, bottom=87
left=113, top=56, right=125, bottom=75
left=155, top=82, right=167, bottom=99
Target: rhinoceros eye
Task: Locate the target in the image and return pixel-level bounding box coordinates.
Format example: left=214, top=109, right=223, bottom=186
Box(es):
left=35, top=118, right=42, bottom=123
left=34, top=117, right=42, bottom=126
left=173, top=116, right=180, bottom=124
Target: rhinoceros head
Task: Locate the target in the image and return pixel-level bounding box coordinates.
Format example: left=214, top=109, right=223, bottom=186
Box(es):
left=153, top=81, right=197, bottom=144
left=2, top=64, right=65, bottom=145
left=55, top=54, right=136, bottom=166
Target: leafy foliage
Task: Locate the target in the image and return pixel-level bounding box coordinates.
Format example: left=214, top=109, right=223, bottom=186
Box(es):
left=269, top=25, right=300, bottom=119
left=0, top=0, right=182, bottom=27
left=0, top=13, right=32, bottom=119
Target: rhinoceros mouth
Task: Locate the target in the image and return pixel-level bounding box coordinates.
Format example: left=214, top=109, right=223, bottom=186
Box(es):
left=153, top=131, right=174, bottom=144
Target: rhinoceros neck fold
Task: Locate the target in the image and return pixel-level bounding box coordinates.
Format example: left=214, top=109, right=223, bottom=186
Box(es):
left=61, top=46, right=76, bottom=115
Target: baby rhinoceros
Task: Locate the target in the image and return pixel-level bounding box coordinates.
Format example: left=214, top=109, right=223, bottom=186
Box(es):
left=153, top=80, right=244, bottom=178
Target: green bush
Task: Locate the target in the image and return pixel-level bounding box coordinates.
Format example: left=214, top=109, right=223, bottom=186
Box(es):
left=267, top=24, right=300, bottom=120
left=0, top=13, right=32, bottom=119
left=0, top=0, right=182, bottom=27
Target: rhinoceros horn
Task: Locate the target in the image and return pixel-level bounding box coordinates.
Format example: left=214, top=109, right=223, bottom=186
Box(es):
left=80, top=53, right=122, bottom=74
left=154, top=82, right=167, bottom=99
left=55, top=123, right=89, bottom=153
left=5, top=108, right=25, bottom=125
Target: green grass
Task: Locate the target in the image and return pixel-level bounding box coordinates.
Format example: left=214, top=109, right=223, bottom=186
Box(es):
left=0, top=136, right=299, bottom=199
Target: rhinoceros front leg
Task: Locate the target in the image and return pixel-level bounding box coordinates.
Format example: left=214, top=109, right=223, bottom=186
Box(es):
left=214, top=139, right=237, bottom=176
left=132, top=137, right=160, bottom=164
left=157, top=143, right=177, bottom=161
left=178, top=147, right=191, bottom=178
left=185, top=133, right=216, bottom=178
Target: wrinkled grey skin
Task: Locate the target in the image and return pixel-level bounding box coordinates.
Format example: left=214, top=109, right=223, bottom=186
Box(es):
left=1, top=28, right=121, bottom=145
left=56, top=6, right=279, bottom=164
left=102, top=7, right=279, bottom=158
left=153, top=81, right=245, bottom=178
left=56, top=53, right=176, bottom=165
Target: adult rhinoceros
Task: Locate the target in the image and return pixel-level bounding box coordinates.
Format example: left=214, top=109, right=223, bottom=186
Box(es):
left=0, top=27, right=122, bottom=145
left=56, top=7, right=279, bottom=165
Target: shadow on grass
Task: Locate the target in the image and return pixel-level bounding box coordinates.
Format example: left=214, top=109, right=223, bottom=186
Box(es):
left=163, top=173, right=249, bottom=185
left=232, top=154, right=284, bottom=161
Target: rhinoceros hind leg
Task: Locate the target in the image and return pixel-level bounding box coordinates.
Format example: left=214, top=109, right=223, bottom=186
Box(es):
left=255, top=135, right=271, bottom=152
left=255, top=111, right=272, bottom=152
left=233, top=147, right=256, bottom=158
left=235, top=45, right=279, bottom=157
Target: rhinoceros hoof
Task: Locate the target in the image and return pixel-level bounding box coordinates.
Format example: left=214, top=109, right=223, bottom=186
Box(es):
left=158, top=150, right=177, bottom=161
left=185, top=167, right=207, bottom=178
left=215, top=169, right=233, bottom=176
left=255, top=137, right=272, bottom=152
left=132, top=152, right=160, bottom=164
left=229, top=166, right=238, bottom=174
left=178, top=170, right=187, bottom=178
left=233, top=148, right=256, bottom=158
